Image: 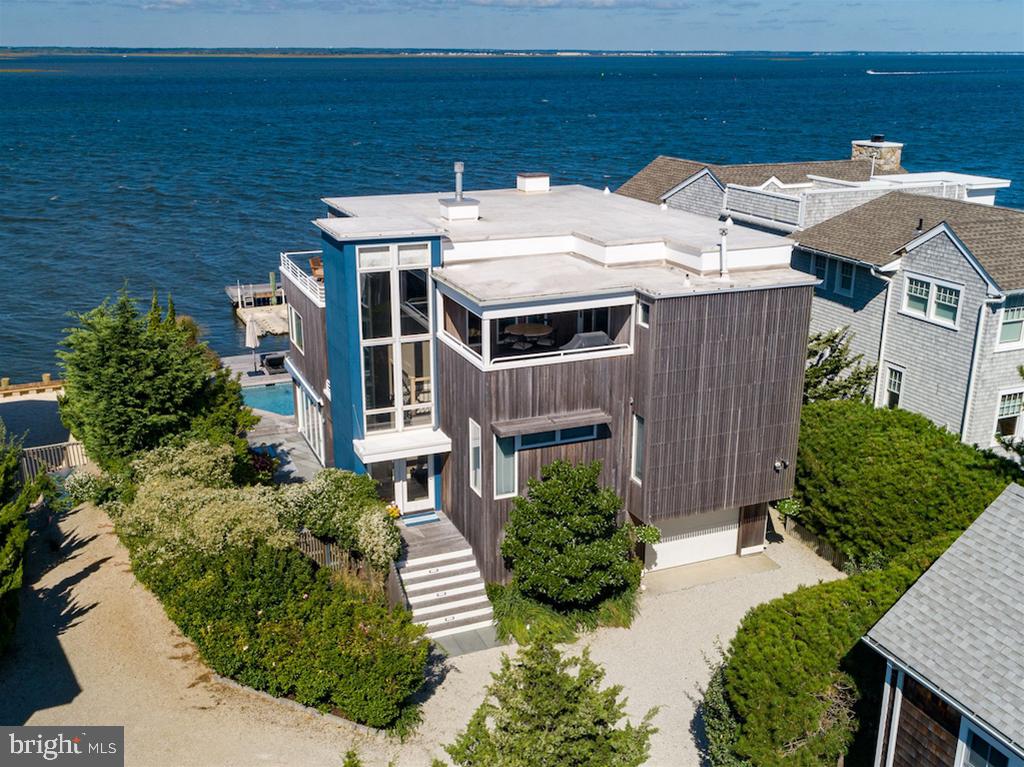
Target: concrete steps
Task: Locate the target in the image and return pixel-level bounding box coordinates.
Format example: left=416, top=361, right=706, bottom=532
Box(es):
left=396, top=548, right=493, bottom=641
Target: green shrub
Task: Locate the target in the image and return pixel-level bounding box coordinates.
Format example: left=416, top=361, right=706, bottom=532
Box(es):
left=354, top=509, right=402, bottom=570
left=284, top=469, right=386, bottom=549
left=1, top=475, right=50, bottom=653
left=708, top=533, right=957, bottom=767
left=441, top=634, right=657, bottom=767
left=132, top=440, right=236, bottom=488
left=0, top=420, right=22, bottom=506
left=501, top=460, right=635, bottom=611
left=796, top=400, right=1018, bottom=560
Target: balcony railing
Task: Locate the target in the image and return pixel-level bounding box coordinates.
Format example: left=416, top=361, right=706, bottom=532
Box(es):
left=280, top=250, right=325, bottom=307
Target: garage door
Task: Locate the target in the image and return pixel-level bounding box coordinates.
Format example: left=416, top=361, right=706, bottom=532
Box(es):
left=645, top=507, right=739, bottom=571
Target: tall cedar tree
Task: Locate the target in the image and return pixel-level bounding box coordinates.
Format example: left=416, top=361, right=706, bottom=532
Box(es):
left=442, top=635, right=657, bottom=767
left=501, top=460, right=633, bottom=610
left=803, top=326, right=877, bottom=404
left=58, top=291, right=255, bottom=469
left=0, top=421, right=22, bottom=506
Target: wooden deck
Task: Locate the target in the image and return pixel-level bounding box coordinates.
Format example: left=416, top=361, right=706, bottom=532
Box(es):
left=236, top=304, right=289, bottom=336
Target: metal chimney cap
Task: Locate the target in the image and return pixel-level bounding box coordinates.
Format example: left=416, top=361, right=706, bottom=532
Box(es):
left=871, top=133, right=885, bottom=143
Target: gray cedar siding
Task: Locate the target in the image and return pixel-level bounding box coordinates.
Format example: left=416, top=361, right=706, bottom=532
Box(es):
left=882, top=233, right=990, bottom=435
left=664, top=174, right=724, bottom=219
left=964, top=298, right=1024, bottom=448
left=281, top=278, right=334, bottom=465
left=792, top=247, right=888, bottom=369
left=641, top=286, right=811, bottom=521
left=724, top=186, right=801, bottom=226
left=801, top=184, right=955, bottom=229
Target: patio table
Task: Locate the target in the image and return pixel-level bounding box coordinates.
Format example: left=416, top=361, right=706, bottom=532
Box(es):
left=505, top=323, right=553, bottom=339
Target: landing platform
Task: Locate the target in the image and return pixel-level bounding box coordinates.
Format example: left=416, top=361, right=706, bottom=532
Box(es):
left=236, top=304, right=288, bottom=335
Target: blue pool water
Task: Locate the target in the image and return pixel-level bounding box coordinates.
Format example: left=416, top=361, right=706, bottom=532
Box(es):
left=242, top=382, right=295, bottom=416
left=1, top=53, right=1022, bottom=381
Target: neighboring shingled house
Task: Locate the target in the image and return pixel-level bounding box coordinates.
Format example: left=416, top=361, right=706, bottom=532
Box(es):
left=792, top=192, right=1024, bottom=449
left=863, top=482, right=1024, bottom=767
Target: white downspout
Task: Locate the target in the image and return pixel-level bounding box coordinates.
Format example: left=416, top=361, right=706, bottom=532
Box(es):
left=872, top=269, right=895, bottom=406
left=873, top=661, right=894, bottom=767
left=884, top=669, right=905, bottom=767
left=961, top=296, right=1002, bottom=443
left=718, top=217, right=732, bottom=280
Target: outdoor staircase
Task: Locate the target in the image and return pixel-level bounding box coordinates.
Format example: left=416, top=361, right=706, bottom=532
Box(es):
left=397, top=547, right=494, bottom=640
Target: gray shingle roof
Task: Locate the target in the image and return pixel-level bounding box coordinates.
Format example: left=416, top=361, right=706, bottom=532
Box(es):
left=616, top=155, right=879, bottom=205
left=795, top=191, right=1024, bottom=291
left=865, top=483, right=1024, bottom=752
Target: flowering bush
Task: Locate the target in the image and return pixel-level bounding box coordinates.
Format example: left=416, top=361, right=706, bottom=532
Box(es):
left=355, top=510, right=402, bottom=570
left=284, top=469, right=385, bottom=550
left=62, top=471, right=103, bottom=506
left=132, top=440, right=235, bottom=489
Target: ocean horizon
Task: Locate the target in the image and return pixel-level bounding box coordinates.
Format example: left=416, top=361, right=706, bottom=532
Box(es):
left=1, top=52, right=1022, bottom=382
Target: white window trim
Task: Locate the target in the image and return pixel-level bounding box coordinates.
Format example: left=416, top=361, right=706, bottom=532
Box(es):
left=995, top=299, right=1024, bottom=352
left=288, top=305, right=305, bottom=355
left=637, top=300, right=651, bottom=328
left=955, top=718, right=1024, bottom=767
left=514, top=425, right=598, bottom=451
left=833, top=260, right=856, bottom=298
left=885, top=364, right=904, bottom=409
left=493, top=435, right=518, bottom=500
left=810, top=252, right=830, bottom=292
left=991, top=385, right=1024, bottom=447
left=468, top=418, right=482, bottom=497
left=630, top=413, right=644, bottom=485
left=899, top=271, right=964, bottom=330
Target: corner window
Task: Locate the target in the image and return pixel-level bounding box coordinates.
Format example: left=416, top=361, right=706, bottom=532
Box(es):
left=631, top=414, right=645, bottom=484
left=515, top=425, right=598, bottom=450
left=964, top=729, right=1010, bottom=767
left=902, top=274, right=961, bottom=328
left=288, top=306, right=304, bottom=353
left=638, top=301, right=651, bottom=328
left=996, top=392, right=1024, bottom=442
left=998, top=296, right=1024, bottom=347
left=468, top=419, right=482, bottom=496
left=886, top=367, right=903, bottom=409
left=494, top=435, right=517, bottom=499
left=834, top=261, right=855, bottom=298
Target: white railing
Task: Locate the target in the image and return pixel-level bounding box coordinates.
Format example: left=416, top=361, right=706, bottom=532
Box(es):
left=20, top=440, right=89, bottom=482
left=490, top=342, right=632, bottom=366
left=280, top=251, right=325, bottom=307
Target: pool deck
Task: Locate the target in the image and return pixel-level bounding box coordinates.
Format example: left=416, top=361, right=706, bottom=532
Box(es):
left=221, top=353, right=291, bottom=388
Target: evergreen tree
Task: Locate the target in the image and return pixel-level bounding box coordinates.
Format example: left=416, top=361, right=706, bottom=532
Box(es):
left=58, top=290, right=255, bottom=470
left=0, top=420, right=22, bottom=507
left=442, top=635, right=657, bottom=767
left=803, top=326, right=877, bottom=404
left=501, top=460, right=634, bottom=610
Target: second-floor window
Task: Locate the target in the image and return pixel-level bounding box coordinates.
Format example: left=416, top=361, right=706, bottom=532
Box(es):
left=834, top=262, right=855, bottom=297
left=289, top=306, right=304, bottom=353
left=996, top=391, right=1024, bottom=442
left=469, top=419, right=482, bottom=496
left=358, top=242, right=433, bottom=433
left=902, top=274, right=961, bottom=328
left=998, top=296, right=1024, bottom=348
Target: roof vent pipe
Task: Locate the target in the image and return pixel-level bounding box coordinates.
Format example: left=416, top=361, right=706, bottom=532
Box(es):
left=916, top=217, right=924, bottom=233
left=718, top=217, right=732, bottom=280
left=454, top=161, right=464, bottom=202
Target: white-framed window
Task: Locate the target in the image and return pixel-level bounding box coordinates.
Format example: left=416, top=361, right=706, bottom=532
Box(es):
left=959, top=723, right=1016, bottom=767
left=288, top=306, right=305, bottom=354
left=886, top=366, right=903, bottom=409
left=834, top=261, right=855, bottom=298
left=810, top=253, right=830, bottom=291
left=515, top=425, right=598, bottom=450
left=998, top=295, right=1024, bottom=348
left=902, top=273, right=962, bottom=328
left=468, top=419, right=482, bottom=496
left=995, top=390, right=1024, bottom=443
left=356, top=242, right=433, bottom=434
left=493, top=435, right=517, bottom=499
left=631, top=413, right=645, bottom=484
left=638, top=301, right=651, bottom=328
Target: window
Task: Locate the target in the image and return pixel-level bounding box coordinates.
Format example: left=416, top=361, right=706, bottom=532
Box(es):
left=964, top=730, right=1010, bottom=767
left=363, top=345, right=394, bottom=432
left=886, top=367, right=903, bottom=409
left=494, top=436, right=517, bottom=498
left=398, top=242, right=430, bottom=267
left=999, top=296, right=1024, bottom=347
left=515, top=425, right=598, bottom=450
left=288, top=306, right=304, bottom=353
left=996, top=392, right=1024, bottom=441
left=360, top=272, right=392, bottom=339
left=834, top=261, right=855, bottom=297
left=638, top=301, right=651, bottom=328
left=469, top=419, right=482, bottom=495
left=358, top=245, right=391, bottom=269
left=903, top=274, right=961, bottom=327
left=810, top=253, right=829, bottom=289
left=631, top=414, right=645, bottom=484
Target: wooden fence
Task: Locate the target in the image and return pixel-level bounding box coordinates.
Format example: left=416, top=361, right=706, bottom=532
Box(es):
left=782, top=515, right=848, bottom=571
left=295, top=530, right=409, bottom=610
left=19, top=440, right=89, bottom=482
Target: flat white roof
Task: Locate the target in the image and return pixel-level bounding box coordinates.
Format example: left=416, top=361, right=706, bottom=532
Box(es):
left=873, top=172, right=1011, bottom=189
left=320, top=184, right=787, bottom=255
left=434, top=252, right=816, bottom=306
left=315, top=215, right=444, bottom=242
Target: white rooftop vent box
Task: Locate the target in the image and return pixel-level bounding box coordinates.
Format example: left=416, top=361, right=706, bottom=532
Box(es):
left=517, top=172, right=550, bottom=193
left=440, top=160, right=480, bottom=221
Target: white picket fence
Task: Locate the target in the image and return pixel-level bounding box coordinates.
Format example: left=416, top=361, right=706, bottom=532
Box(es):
left=19, top=440, right=89, bottom=481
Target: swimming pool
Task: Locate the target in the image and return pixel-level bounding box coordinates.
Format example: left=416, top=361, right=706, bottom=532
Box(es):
left=242, top=382, right=295, bottom=416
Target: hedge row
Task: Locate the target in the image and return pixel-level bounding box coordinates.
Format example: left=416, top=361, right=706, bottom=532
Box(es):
left=795, top=400, right=1018, bottom=561
left=0, top=476, right=49, bottom=654
left=707, top=534, right=957, bottom=766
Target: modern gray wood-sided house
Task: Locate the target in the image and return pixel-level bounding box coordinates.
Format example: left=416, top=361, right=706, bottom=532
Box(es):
left=863, top=483, right=1024, bottom=767
left=793, top=193, right=1024, bottom=449
left=279, top=169, right=815, bottom=587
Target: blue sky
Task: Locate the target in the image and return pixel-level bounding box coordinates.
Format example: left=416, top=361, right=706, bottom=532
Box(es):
left=1, top=0, right=1021, bottom=51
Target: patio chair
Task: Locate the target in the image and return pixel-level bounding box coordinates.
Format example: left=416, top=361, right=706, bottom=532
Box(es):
left=309, top=256, right=325, bottom=282
left=535, top=337, right=556, bottom=348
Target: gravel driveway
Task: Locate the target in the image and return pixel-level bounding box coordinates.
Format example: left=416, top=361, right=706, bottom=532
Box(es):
left=0, top=503, right=839, bottom=767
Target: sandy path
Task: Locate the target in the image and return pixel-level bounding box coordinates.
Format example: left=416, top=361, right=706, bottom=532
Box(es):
left=0, top=503, right=838, bottom=767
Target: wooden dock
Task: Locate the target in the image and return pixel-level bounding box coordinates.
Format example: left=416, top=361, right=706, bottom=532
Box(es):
left=225, top=282, right=286, bottom=308
left=237, top=304, right=289, bottom=335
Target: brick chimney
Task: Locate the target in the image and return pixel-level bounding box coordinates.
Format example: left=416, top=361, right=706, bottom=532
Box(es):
left=851, top=134, right=904, bottom=175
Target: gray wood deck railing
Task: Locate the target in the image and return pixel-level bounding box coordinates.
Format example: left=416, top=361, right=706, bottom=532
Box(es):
left=295, top=529, right=409, bottom=610
left=19, top=440, right=89, bottom=482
